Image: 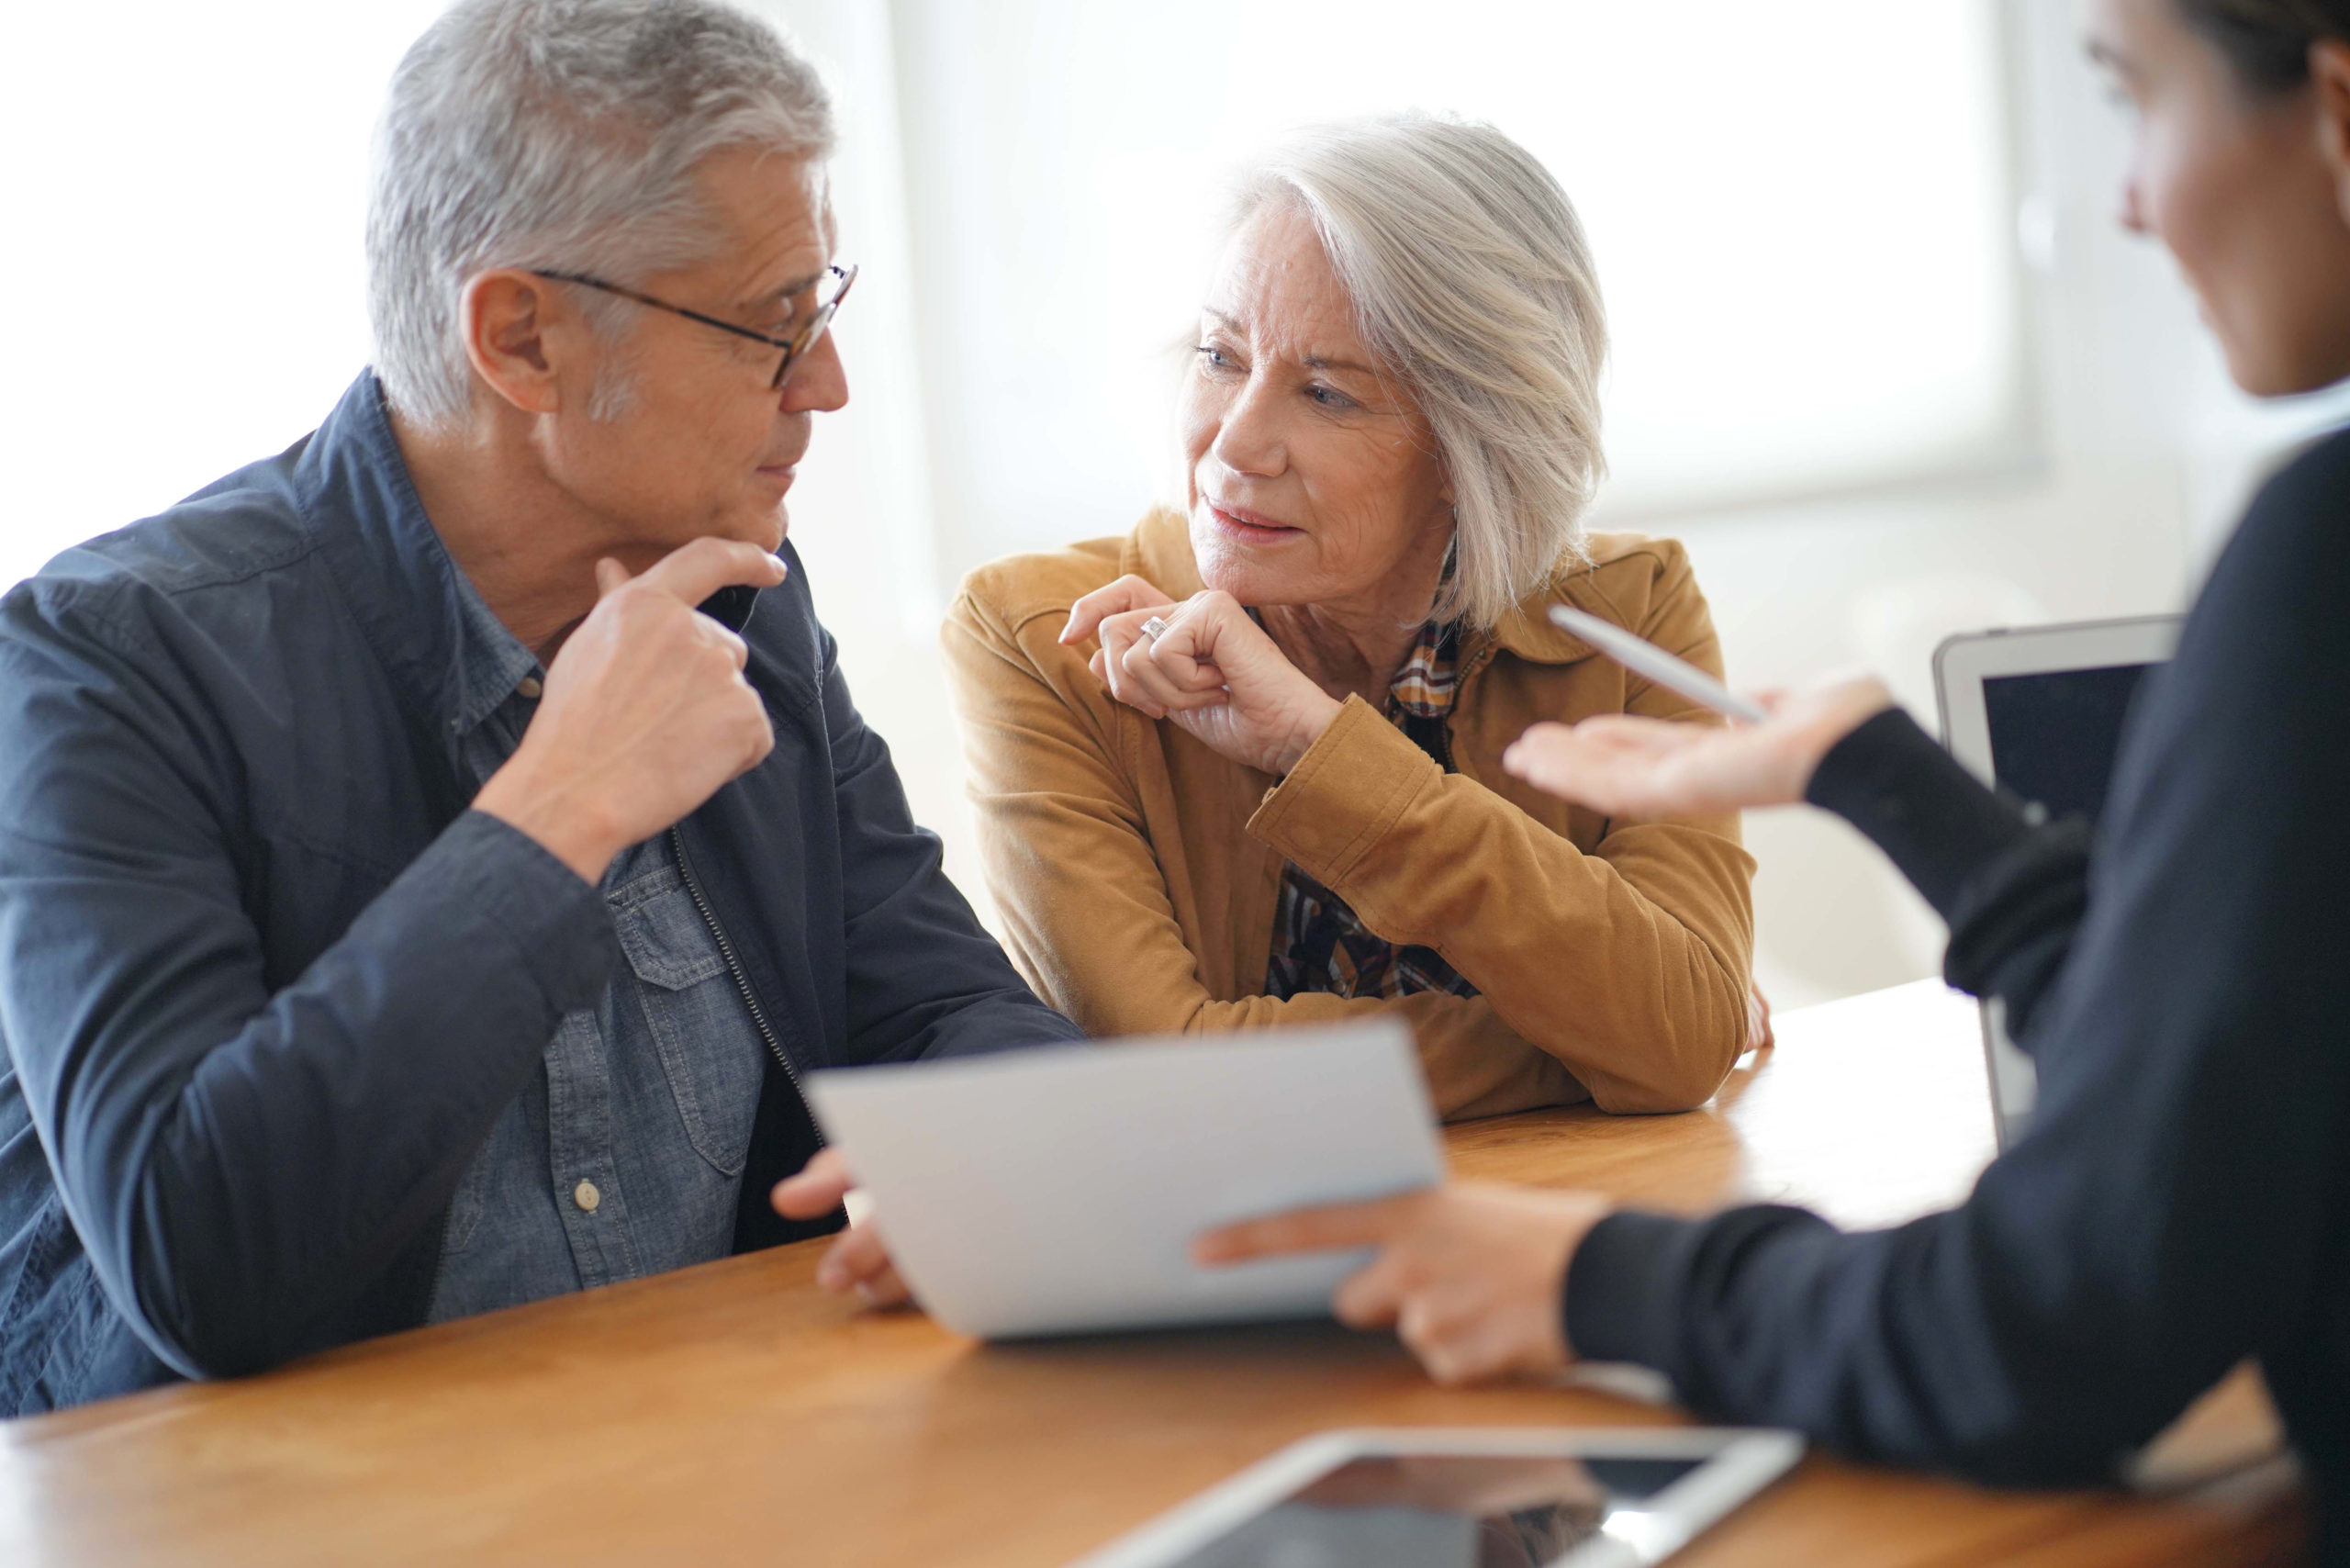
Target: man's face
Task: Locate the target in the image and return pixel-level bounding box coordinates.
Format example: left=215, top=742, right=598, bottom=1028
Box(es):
left=538, top=145, right=848, bottom=566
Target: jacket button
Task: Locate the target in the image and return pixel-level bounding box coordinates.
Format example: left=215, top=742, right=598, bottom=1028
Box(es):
left=572, top=1179, right=601, bottom=1214
left=517, top=676, right=544, bottom=700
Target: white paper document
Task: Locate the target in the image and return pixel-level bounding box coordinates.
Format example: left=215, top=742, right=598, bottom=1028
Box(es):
left=804, top=1020, right=1444, bottom=1339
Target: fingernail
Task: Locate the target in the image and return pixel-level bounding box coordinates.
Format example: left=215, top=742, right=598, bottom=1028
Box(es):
left=816, top=1262, right=843, bottom=1291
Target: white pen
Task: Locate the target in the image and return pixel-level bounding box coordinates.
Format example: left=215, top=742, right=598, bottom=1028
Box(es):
left=1547, top=604, right=1770, bottom=724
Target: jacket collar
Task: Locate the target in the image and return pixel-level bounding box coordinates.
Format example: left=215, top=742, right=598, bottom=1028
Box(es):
left=1122, top=502, right=1601, bottom=669
left=292, top=374, right=534, bottom=744
left=1482, top=568, right=1606, bottom=667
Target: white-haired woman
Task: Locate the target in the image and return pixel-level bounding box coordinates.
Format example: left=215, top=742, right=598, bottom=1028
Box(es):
left=942, top=115, right=1759, bottom=1119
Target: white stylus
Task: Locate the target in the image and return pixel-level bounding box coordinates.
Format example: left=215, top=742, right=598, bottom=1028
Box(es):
left=1548, top=604, right=1770, bottom=724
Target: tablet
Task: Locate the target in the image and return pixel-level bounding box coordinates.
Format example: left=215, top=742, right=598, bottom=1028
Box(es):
left=1933, top=614, right=2180, bottom=1148
left=1933, top=615, right=2180, bottom=805
left=1074, top=1427, right=1805, bottom=1568
left=804, top=1020, right=1444, bottom=1339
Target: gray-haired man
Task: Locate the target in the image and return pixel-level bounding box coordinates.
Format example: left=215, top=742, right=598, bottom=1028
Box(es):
left=0, top=0, right=1080, bottom=1411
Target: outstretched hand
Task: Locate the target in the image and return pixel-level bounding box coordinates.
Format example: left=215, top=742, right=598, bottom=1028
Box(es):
left=1501, top=676, right=1894, bottom=819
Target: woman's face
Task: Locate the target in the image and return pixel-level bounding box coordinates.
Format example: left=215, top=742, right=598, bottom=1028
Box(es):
left=1180, top=203, right=1454, bottom=610
left=2093, top=0, right=2350, bottom=395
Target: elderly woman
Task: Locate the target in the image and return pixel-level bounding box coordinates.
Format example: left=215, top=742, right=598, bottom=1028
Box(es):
left=940, top=115, right=1756, bottom=1119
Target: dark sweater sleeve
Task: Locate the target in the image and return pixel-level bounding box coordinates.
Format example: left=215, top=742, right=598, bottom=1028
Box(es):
left=1804, top=708, right=2094, bottom=1041
left=1564, top=431, right=2350, bottom=1485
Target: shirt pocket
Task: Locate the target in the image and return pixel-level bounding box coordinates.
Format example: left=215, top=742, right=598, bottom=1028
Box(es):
left=611, top=868, right=765, bottom=1178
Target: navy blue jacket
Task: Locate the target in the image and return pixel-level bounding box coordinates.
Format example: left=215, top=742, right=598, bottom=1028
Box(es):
left=0, top=374, right=1083, bottom=1412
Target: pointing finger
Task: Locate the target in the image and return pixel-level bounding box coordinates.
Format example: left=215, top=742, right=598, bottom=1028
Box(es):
left=632, top=536, right=789, bottom=610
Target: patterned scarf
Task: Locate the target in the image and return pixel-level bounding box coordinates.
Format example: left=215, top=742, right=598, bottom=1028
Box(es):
left=1264, top=609, right=1477, bottom=1002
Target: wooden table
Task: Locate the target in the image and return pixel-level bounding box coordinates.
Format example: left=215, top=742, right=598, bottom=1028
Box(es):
left=0, top=980, right=2305, bottom=1566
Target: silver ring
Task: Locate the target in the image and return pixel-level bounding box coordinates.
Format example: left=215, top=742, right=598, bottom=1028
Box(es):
left=1139, top=615, right=1170, bottom=643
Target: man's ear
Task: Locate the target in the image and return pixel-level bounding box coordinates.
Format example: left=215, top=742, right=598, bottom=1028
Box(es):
left=2311, top=39, right=2350, bottom=230
left=458, top=269, right=573, bottom=416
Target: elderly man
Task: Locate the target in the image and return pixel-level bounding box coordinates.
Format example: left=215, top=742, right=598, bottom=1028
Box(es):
left=0, top=0, right=1080, bottom=1412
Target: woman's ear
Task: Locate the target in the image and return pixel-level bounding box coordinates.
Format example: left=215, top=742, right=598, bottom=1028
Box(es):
left=2311, top=39, right=2350, bottom=230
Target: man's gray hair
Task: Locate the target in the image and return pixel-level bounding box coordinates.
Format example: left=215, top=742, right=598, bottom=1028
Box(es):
left=1234, top=116, right=1608, bottom=632
left=368, top=0, right=834, bottom=427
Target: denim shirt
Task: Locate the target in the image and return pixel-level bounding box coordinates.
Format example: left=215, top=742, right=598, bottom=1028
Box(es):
left=425, top=585, right=770, bottom=1322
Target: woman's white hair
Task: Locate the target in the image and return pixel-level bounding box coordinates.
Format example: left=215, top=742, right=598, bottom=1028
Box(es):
left=1233, top=115, right=1607, bottom=632
left=367, top=0, right=833, bottom=427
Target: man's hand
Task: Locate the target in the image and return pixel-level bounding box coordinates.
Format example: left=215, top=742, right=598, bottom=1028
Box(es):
left=1501, top=676, right=1894, bottom=820
left=1062, top=577, right=1342, bottom=777
left=772, top=1148, right=910, bottom=1307
left=1193, top=1182, right=1614, bottom=1385
left=474, top=538, right=788, bottom=883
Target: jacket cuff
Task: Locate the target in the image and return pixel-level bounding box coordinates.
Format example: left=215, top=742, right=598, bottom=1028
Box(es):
left=435, top=810, right=619, bottom=1015
left=1803, top=707, right=2031, bottom=916
left=1562, top=1208, right=1696, bottom=1372
left=1246, top=695, right=1434, bottom=884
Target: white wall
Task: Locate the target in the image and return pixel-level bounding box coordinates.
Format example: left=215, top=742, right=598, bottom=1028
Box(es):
left=7, top=1, right=2346, bottom=1008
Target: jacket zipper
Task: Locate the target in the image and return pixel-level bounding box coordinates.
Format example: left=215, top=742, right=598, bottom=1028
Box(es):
left=668, top=825, right=815, bottom=1135
left=417, top=1208, right=453, bottom=1327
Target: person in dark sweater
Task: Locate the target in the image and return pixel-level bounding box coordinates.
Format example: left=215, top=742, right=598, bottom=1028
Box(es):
left=1192, top=0, right=2350, bottom=1556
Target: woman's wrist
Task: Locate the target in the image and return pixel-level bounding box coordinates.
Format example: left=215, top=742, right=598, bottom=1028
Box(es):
left=1269, top=690, right=1346, bottom=775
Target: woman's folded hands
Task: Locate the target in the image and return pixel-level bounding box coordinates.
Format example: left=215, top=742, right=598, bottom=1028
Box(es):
left=1061, top=576, right=1344, bottom=777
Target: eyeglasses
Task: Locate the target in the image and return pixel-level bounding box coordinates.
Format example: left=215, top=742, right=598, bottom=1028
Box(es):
left=531, top=263, right=857, bottom=391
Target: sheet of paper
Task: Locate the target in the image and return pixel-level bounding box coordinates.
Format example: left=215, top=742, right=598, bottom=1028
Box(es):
left=805, top=1020, right=1444, bottom=1339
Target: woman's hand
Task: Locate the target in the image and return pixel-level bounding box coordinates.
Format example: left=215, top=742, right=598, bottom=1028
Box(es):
left=771, top=1148, right=911, bottom=1308
left=1194, top=1183, right=1615, bottom=1385
left=1501, top=675, right=1895, bottom=818
left=1062, top=577, right=1342, bottom=777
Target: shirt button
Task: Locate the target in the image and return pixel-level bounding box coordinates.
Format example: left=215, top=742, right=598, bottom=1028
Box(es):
left=572, top=1179, right=601, bottom=1214
left=516, top=676, right=544, bottom=700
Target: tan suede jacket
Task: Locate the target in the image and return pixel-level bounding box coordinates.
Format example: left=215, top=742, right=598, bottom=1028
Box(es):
left=942, top=507, right=1756, bottom=1120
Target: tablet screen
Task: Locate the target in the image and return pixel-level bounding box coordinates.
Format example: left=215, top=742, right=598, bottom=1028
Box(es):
left=1158, top=1451, right=1705, bottom=1568
left=1981, top=661, right=2154, bottom=823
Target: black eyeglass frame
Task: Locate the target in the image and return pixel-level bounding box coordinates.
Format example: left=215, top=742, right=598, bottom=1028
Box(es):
left=531, top=263, right=858, bottom=390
